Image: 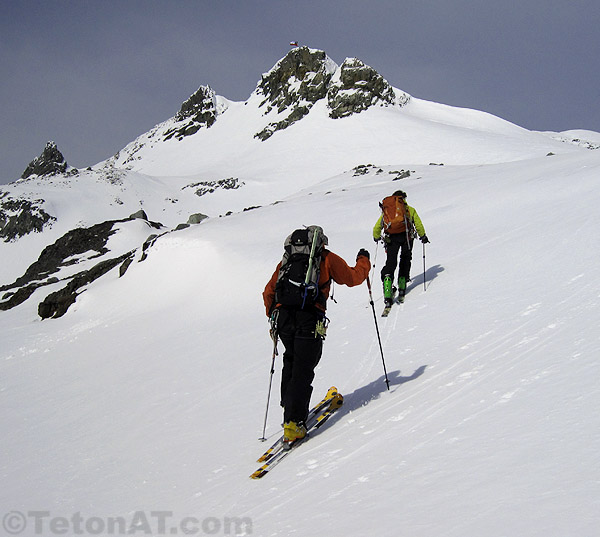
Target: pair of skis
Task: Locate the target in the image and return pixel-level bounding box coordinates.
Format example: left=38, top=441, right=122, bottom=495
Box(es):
left=250, top=386, right=343, bottom=479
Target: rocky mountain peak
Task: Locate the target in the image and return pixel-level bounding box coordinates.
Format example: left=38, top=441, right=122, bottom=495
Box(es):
left=254, top=47, right=337, bottom=140
left=256, top=47, right=335, bottom=112
left=328, top=58, right=409, bottom=119
left=164, top=85, right=218, bottom=141
left=21, top=141, right=69, bottom=179
left=254, top=47, right=409, bottom=140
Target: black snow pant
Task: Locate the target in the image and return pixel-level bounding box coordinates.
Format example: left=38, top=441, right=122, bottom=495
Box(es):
left=276, top=307, right=323, bottom=424
left=381, top=232, right=414, bottom=282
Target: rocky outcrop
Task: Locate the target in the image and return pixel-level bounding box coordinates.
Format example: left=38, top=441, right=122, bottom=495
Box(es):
left=7, top=220, right=120, bottom=289
left=21, top=141, right=70, bottom=179
left=182, top=177, right=244, bottom=197
left=254, top=47, right=335, bottom=140
left=328, top=58, right=409, bottom=119
left=187, top=213, right=209, bottom=224
left=164, top=85, right=218, bottom=141
left=37, top=253, right=133, bottom=319
left=253, top=48, right=410, bottom=140
left=0, top=213, right=163, bottom=318
left=0, top=194, right=56, bottom=242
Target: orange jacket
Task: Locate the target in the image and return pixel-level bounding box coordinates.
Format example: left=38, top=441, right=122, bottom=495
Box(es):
left=263, top=250, right=370, bottom=315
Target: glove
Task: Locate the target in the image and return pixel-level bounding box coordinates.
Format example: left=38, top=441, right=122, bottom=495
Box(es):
left=373, top=236, right=381, bottom=243
left=420, top=235, right=430, bottom=244
left=357, top=248, right=370, bottom=260
left=269, top=309, right=279, bottom=340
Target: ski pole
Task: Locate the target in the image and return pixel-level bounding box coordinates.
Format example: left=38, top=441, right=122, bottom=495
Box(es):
left=259, top=337, right=277, bottom=441
left=369, top=240, right=380, bottom=282
left=366, top=276, right=390, bottom=390
left=260, top=315, right=279, bottom=441
left=422, top=242, right=426, bottom=291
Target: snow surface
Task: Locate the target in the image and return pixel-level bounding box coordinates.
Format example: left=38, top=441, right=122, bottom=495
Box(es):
left=1, top=80, right=600, bottom=536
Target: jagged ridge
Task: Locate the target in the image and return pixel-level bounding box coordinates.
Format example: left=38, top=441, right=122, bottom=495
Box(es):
left=254, top=47, right=410, bottom=140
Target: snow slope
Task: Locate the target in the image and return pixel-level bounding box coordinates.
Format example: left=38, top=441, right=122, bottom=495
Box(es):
left=2, top=142, right=600, bottom=536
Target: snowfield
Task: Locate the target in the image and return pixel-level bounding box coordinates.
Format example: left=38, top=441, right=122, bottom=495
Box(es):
left=1, top=52, right=599, bottom=536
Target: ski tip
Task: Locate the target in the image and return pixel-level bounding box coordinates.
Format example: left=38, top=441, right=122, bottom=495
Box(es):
left=257, top=451, right=273, bottom=463
left=250, top=468, right=267, bottom=479
left=326, top=386, right=339, bottom=397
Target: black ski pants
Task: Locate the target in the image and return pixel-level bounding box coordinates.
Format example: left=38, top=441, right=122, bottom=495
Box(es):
left=276, top=307, right=323, bottom=424
left=381, top=232, right=414, bottom=282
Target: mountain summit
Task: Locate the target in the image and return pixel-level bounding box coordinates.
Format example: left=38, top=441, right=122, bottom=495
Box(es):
left=253, top=47, right=410, bottom=140
left=21, top=141, right=70, bottom=179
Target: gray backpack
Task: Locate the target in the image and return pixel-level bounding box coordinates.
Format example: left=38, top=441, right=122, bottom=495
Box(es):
left=275, top=226, right=328, bottom=309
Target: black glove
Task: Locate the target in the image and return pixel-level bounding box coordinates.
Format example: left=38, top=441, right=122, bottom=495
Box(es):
left=420, top=235, right=430, bottom=244
left=357, top=248, right=370, bottom=260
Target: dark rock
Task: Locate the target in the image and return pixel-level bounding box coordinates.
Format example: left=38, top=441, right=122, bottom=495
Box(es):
left=14, top=220, right=117, bottom=288
left=182, top=178, right=243, bottom=197
left=38, top=253, right=132, bottom=319
left=119, top=256, right=134, bottom=277
left=0, top=197, right=56, bottom=241
left=187, top=213, right=209, bottom=224
left=253, top=49, right=410, bottom=139
left=256, top=47, right=332, bottom=111
left=0, top=284, right=39, bottom=311
left=129, top=209, right=149, bottom=220
left=328, top=58, right=408, bottom=119
left=1, top=213, right=163, bottom=296
left=164, top=85, right=218, bottom=141
left=255, top=105, right=311, bottom=141
left=21, top=141, right=68, bottom=179
left=254, top=47, right=334, bottom=140
left=139, top=234, right=160, bottom=262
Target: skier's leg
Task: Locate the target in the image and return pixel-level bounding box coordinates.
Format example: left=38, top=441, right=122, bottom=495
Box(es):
left=282, top=311, right=323, bottom=424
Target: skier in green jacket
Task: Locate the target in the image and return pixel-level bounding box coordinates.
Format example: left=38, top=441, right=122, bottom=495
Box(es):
left=373, top=190, right=429, bottom=305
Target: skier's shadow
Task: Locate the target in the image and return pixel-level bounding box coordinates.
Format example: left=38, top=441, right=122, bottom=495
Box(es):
left=408, top=264, right=444, bottom=291
left=317, top=366, right=427, bottom=431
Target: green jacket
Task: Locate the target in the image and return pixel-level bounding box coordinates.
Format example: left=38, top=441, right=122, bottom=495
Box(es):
left=373, top=205, right=426, bottom=240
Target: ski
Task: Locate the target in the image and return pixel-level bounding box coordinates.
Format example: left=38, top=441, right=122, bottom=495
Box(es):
left=256, top=386, right=340, bottom=463
left=382, top=284, right=408, bottom=314
left=250, top=390, right=343, bottom=479
left=381, top=289, right=397, bottom=317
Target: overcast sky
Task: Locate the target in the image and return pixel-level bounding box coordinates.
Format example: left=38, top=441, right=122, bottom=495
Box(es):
left=2, top=0, right=599, bottom=184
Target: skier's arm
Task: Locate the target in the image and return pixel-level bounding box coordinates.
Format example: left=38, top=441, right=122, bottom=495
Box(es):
left=326, top=251, right=370, bottom=287
left=373, top=215, right=384, bottom=240
left=409, top=207, right=426, bottom=238
left=262, top=262, right=281, bottom=316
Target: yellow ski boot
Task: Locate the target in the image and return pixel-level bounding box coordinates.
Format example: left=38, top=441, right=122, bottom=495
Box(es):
left=283, top=421, right=307, bottom=450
